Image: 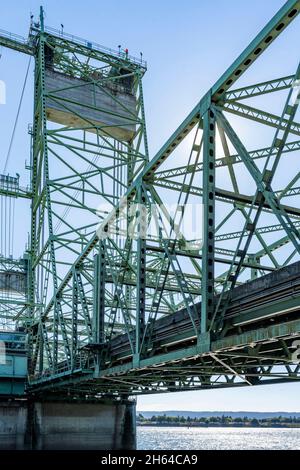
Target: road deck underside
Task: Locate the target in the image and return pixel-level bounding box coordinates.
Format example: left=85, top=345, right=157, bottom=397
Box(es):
left=29, top=261, right=300, bottom=396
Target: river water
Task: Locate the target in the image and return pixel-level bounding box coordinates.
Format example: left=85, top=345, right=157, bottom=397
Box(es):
left=137, top=426, right=300, bottom=450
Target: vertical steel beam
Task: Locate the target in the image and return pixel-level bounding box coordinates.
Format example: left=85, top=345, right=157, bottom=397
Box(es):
left=201, top=106, right=216, bottom=335
left=38, top=325, right=44, bottom=374
left=93, top=241, right=106, bottom=344
left=72, top=271, right=78, bottom=364
left=135, top=185, right=147, bottom=361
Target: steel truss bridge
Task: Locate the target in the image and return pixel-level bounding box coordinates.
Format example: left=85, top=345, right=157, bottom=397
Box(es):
left=1, top=1, right=300, bottom=399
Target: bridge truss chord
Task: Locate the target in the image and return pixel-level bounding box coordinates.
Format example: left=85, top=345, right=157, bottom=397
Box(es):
left=1, top=1, right=300, bottom=399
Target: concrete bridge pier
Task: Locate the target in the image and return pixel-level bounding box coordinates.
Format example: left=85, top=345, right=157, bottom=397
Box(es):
left=0, top=398, right=136, bottom=450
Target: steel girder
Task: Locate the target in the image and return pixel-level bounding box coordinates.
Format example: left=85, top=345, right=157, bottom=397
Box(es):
left=1, top=2, right=300, bottom=397
left=27, top=0, right=300, bottom=392
left=24, top=9, right=151, bottom=376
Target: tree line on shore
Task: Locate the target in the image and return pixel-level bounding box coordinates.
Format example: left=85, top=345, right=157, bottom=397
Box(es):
left=137, top=414, right=300, bottom=427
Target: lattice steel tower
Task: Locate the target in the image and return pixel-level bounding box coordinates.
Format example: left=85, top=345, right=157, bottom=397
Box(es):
left=1, top=2, right=300, bottom=399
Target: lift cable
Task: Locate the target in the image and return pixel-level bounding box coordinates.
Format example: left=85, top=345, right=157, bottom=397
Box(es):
left=2, top=56, right=31, bottom=174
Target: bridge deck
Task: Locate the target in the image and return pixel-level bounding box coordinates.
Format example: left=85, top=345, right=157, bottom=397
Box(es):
left=29, top=261, right=300, bottom=396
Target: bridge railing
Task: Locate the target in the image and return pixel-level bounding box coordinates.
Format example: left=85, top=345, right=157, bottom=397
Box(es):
left=41, top=25, right=147, bottom=69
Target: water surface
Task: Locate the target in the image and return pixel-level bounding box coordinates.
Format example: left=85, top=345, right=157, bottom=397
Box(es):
left=137, top=426, right=300, bottom=450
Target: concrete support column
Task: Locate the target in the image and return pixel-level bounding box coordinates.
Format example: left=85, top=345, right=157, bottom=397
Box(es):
left=0, top=401, right=27, bottom=450
left=0, top=398, right=136, bottom=450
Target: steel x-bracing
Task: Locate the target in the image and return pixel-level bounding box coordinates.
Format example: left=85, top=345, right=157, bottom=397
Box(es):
left=1, top=1, right=300, bottom=398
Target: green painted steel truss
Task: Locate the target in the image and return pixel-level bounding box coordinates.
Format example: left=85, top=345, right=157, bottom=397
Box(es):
left=1, top=2, right=300, bottom=398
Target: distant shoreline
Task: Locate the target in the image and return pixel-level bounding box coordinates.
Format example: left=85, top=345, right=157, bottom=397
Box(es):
left=137, top=423, right=300, bottom=429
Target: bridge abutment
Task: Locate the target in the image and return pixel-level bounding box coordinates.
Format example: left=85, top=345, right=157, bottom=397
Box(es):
left=0, top=398, right=136, bottom=450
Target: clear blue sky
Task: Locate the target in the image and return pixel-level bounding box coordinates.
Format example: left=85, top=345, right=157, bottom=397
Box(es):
left=1, top=0, right=300, bottom=411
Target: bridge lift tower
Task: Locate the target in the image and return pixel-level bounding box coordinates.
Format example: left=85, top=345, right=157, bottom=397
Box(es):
left=1, top=0, right=300, bottom=450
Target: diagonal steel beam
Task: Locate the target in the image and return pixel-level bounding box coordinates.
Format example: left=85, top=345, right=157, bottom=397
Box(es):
left=154, top=179, right=300, bottom=218
left=211, top=0, right=300, bottom=101
left=223, top=101, right=300, bottom=136
left=140, top=0, right=300, bottom=181
left=216, top=109, right=300, bottom=254
left=39, top=0, right=300, bottom=326
left=154, top=139, right=300, bottom=179
left=225, top=75, right=294, bottom=101
left=209, top=353, right=253, bottom=386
